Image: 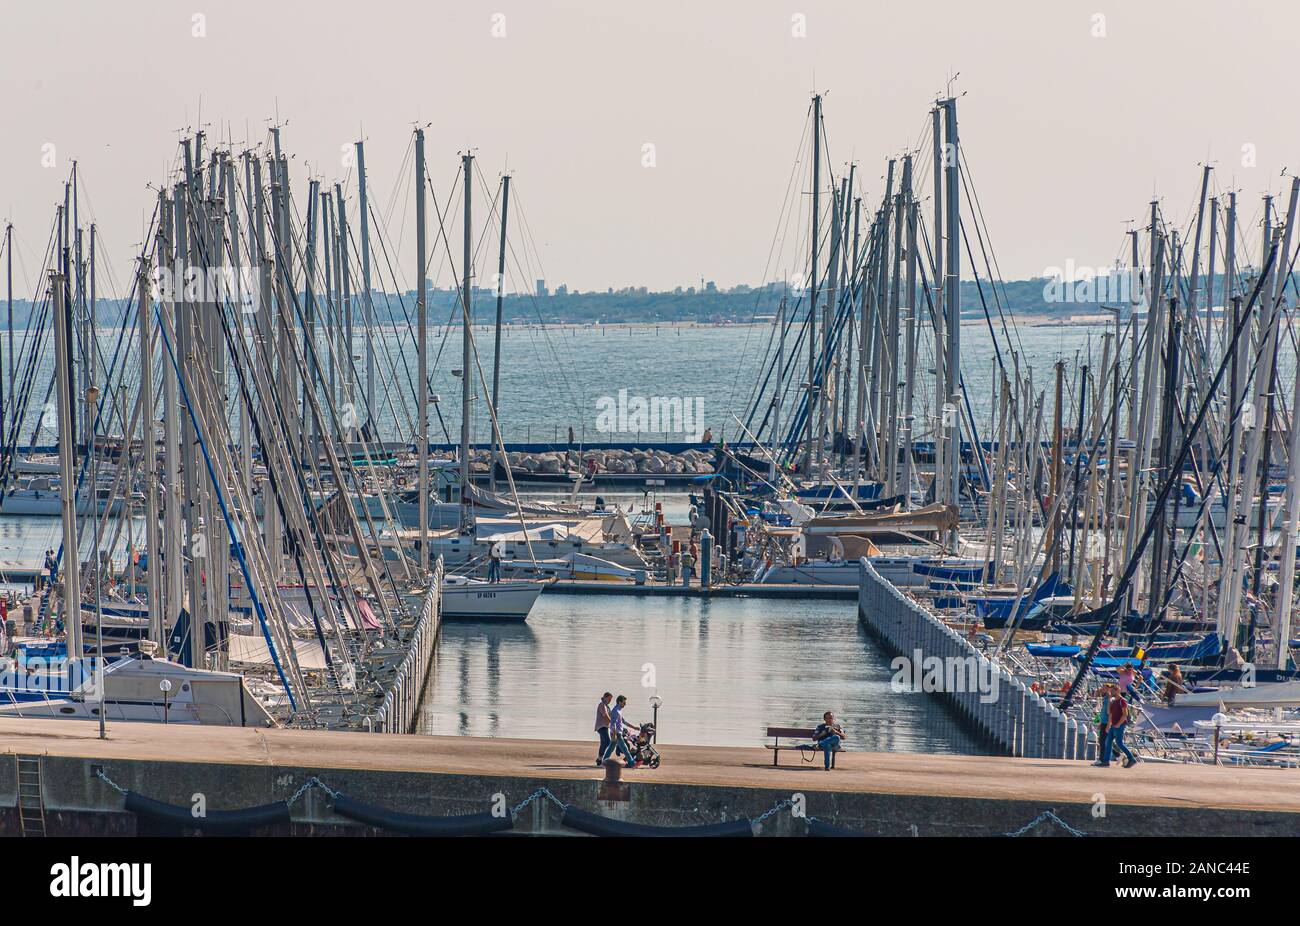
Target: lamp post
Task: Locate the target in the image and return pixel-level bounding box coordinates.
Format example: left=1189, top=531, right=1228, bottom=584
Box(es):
left=1211, top=711, right=1227, bottom=765
left=649, top=695, right=662, bottom=742
left=160, top=678, right=172, bottom=724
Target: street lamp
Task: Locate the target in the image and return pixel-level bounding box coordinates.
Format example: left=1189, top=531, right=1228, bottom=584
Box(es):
left=649, top=695, right=663, bottom=742
left=1211, top=711, right=1227, bottom=765
left=160, top=678, right=173, bottom=724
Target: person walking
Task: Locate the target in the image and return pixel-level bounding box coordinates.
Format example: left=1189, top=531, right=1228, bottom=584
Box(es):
left=812, top=711, right=845, bottom=770
left=594, top=691, right=614, bottom=767
left=606, top=694, right=640, bottom=767
left=1091, top=683, right=1114, bottom=762
left=1096, top=688, right=1139, bottom=768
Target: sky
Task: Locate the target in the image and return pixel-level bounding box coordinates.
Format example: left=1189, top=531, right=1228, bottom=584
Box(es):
left=0, top=0, right=1297, bottom=300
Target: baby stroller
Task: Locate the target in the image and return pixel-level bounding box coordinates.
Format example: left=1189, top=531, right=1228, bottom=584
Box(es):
left=627, top=723, right=662, bottom=768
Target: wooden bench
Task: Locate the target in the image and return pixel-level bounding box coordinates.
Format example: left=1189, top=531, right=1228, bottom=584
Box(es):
left=765, top=726, right=841, bottom=768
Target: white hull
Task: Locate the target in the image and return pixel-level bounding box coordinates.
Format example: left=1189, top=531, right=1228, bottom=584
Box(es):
left=440, top=578, right=543, bottom=621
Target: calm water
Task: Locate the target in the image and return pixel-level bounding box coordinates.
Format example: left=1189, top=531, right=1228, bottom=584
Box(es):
left=9, top=320, right=1119, bottom=446
left=418, top=593, right=988, bottom=755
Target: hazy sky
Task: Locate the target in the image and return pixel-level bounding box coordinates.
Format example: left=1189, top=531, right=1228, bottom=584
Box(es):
left=1, top=0, right=1297, bottom=298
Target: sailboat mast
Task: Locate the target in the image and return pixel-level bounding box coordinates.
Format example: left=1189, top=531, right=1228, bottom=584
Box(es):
left=137, top=257, right=164, bottom=643
left=4, top=222, right=10, bottom=437
left=942, top=97, right=961, bottom=532
left=803, top=93, right=821, bottom=476
left=490, top=173, right=511, bottom=492
left=414, top=128, right=429, bottom=572
left=356, top=140, right=376, bottom=425
left=51, top=268, right=83, bottom=660
left=460, top=152, right=474, bottom=527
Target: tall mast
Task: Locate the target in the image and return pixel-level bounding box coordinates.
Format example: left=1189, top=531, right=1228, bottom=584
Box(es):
left=356, top=140, right=376, bottom=425
left=803, top=93, right=821, bottom=476
left=87, top=224, right=97, bottom=446
left=158, top=192, right=184, bottom=635
left=930, top=106, right=945, bottom=508
left=137, top=257, right=164, bottom=643
left=490, top=173, right=511, bottom=492
left=51, top=269, right=82, bottom=661
left=886, top=158, right=908, bottom=495
left=414, top=128, right=429, bottom=572
left=772, top=287, right=786, bottom=481
left=900, top=165, right=919, bottom=509
left=5, top=222, right=11, bottom=437
left=942, top=97, right=961, bottom=530
left=460, top=152, right=475, bottom=527
left=335, top=181, right=352, bottom=417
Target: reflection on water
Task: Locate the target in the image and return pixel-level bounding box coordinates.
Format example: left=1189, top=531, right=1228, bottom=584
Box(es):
left=418, top=593, right=989, bottom=755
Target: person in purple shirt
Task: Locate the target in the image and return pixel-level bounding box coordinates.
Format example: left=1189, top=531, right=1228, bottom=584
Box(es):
left=606, top=695, right=640, bottom=767
left=594, top=692, right=613, bottom=766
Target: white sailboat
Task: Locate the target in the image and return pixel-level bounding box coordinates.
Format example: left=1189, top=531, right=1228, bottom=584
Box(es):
left=440, top=575, right=544, bottom=622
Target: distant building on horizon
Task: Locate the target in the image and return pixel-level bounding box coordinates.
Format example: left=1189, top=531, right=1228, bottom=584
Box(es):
left=535, top=279, right=548, bottom=297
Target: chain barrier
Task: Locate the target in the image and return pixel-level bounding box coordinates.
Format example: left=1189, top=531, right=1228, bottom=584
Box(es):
left=509, top=787, right=568, bottom=818
left=1005, top=810, right=1088, bottom=837
left=94, top=767, right=128, bottom=795
left=287, top=776, right=340, bottom=805
left=95, top=770, right=862, bottom=836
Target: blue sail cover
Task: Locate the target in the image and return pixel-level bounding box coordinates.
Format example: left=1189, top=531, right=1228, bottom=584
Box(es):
left=970, top=571, right=1073, bottom=620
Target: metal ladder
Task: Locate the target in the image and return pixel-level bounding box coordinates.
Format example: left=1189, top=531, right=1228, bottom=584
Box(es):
left=16, top=755, right=46, bottom=837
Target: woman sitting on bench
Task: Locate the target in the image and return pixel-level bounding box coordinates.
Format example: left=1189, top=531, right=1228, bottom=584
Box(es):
left=812, top=712, right=845, bottom=770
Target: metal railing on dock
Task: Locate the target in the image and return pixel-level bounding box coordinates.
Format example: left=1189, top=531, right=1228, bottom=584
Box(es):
left=857, top=557, right=1089, bottom=760
left=371, top=557, right=444, bottom=734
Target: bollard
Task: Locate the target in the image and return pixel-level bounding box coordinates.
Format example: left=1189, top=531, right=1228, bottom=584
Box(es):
left=700, top=530, right=712, bottom=588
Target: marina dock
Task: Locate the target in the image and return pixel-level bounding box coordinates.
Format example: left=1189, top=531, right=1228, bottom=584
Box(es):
left=0, top=719, right=1295, bottom=836
left=545, top=579, right=858, bottom=600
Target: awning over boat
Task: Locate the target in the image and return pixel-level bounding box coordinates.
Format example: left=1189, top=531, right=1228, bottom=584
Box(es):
left=228, top=633, right=330, bottom=670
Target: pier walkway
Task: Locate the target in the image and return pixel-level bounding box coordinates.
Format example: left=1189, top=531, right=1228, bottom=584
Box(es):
left=0, top=719, right=1296, bottom=835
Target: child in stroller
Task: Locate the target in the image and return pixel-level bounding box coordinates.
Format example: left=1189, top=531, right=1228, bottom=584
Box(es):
left=626, top=722, right=662, bottom=769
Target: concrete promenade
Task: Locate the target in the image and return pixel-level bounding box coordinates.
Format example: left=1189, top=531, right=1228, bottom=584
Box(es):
left=0, top=719, right=1296, bottom=835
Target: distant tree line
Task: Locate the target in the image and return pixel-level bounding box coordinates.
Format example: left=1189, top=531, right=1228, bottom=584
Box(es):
left=4, top=272, right=1290, bottom=328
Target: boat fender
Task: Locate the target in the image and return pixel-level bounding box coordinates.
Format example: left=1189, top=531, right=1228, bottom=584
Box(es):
left=807, top=818, right=868, bottom=837
left=331, top=793, right=515, bottom=836
left=560, top=805, right=752, bottom=837
left=124, top=790, right=290, bottom=833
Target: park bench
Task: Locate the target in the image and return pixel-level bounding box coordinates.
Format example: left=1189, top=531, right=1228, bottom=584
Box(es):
left=765, top=726, right=841, bottom=768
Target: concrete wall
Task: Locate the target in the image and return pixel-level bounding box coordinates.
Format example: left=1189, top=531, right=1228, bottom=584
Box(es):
left=2, top=751, right=1297, bottom=836
left=858, top=558, right=1090, bottom=760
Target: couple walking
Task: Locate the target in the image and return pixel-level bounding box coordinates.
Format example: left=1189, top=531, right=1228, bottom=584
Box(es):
left=594, top=692, right=642, bottom=768
left=1093, top=681, right=1140, bottom=768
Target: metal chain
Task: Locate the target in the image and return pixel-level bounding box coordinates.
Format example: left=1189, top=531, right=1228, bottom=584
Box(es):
left=751, top=798, right=796, bottom=827
left=510, top=787, right=567, bottom=818
left=1005, top=810, right=1088, bottom=837
left=94, top=768, right=128, bottom=795
left=288, top=776, right=340, bottom=805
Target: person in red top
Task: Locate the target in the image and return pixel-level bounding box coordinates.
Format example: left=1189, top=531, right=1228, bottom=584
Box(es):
left=1098, top=689, right=1139, bottom=768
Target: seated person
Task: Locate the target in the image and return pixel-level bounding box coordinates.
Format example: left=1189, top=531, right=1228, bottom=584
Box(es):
left=811, top=711, right=845, bottom=770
